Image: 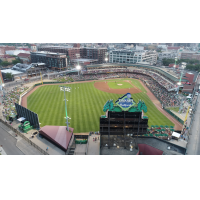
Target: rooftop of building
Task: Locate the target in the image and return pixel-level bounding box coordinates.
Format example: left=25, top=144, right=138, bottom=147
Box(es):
left=31, top=51, right=66, bottom=56
left=17, top=53, right=30, bottom=58
left=1, top=69, right=23, bottom=75
left=71, top=58, right=98, bottom=62
left=0, top=55, right=14, bottom=58
left=39, top=45, right=73, bottom=49
left=167, top=47, right=181, bottom=50
left=100, top=136, right=186, bottom=155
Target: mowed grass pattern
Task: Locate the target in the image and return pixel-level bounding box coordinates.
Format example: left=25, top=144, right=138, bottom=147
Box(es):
left=27, top=79, right=174, bottom=133
left=107, top=81, right=133, bottom=89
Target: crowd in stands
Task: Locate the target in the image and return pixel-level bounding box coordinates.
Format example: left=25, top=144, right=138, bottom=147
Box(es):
left=1, top=85, right=29, bottom=121
left=50, top=67, right=182, bottom=107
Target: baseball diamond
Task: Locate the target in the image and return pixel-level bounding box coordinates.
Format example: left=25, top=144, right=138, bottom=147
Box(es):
left=26, top=78, right=175, bottom=133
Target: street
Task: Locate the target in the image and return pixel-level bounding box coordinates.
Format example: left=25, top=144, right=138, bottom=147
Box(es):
left=0, top=123, right=24, bottom=155
left=186, top=74, right=200, bottom=154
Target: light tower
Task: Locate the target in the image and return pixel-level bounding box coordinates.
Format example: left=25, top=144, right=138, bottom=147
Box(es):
left=59, top=86, right=71, bottom=131
left=105, top=52, right=109, bottom=63
left=76, top=54, right=81, bottom=77
left=174, top=57, right=178, bottom=71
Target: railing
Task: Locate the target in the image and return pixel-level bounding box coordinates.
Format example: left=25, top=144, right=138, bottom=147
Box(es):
left=0, top=119, right=49, bottom=155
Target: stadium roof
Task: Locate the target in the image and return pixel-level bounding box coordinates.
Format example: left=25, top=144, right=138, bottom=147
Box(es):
left=39, top=126, right=74, bottom=151
left=84, top=63, right=188, bottom=82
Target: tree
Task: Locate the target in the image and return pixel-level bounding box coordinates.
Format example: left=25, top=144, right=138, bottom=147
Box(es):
left=0, top=59, right=2, bottom=64
left=1, top=61, right=11, bottom=67
left=12, top=58, right=22, bottom=65
left=5, top=73, right=13, bottom=80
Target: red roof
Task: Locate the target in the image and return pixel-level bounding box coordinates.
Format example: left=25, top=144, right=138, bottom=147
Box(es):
left=0, top=55, right=13, bottom=58
left=17, top=53, right=30, bottom=58
left=39, top=126, right=74, bottom=151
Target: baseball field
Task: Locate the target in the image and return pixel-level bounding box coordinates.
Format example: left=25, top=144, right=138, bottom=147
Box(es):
left=27, top=78, right=174, bottom=133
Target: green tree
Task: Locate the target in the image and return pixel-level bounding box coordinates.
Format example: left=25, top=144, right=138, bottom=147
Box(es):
left=5, top=73, right=13, bottom=80
left=12, top=58, right=22, bottom=65
left=1, top=61, right=11, bottom=66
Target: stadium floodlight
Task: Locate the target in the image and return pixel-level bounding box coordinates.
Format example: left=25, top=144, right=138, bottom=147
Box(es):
left=76, top=65, right=81, bottom=76
left=177, top=82, right=182, bottom=85
left=174, top=57, right=178, bottom=71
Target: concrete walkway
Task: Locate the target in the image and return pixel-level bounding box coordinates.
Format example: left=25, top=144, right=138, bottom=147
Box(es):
left=0, top=121, right=42, bottom=155
left=87, top=134, right=100, bottom=155
left=0, top=146, right=7, bottom=155
left=11, top=121, right=65, bottom=155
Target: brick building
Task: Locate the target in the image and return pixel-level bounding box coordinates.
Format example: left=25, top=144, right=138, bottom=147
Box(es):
left=180, top=52, right=200, bottom=61
left=31, top=51, right=67, bottom=70
left=0, top=55, right=16, bottom=63
left=185, top=72, right=194, bottom=83
left=17, top=53, right=31, bottom=64
left=0, top=45, right=16, bottom=54
left=38, top=45, right=107, bottom=64
left=80, top=47, right=107, bottom=64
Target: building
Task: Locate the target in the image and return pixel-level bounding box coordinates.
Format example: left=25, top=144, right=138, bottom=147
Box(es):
left=38, top=45, right=76, bottom=64
left=0, top=55, right=16, bottom=63
left=5, top=50, right=30, bottom=56
left=39, top=126, right=74, bottom=153
left=0, top=45, right=16, bottom=54
left=80, top=47, right=107, bottom=64
left=185, top=72, right=195, bottom=83
left=157, top=44, right=168, bottom=50
left=135, top=45, right=144, bottom=51
left=70, top=58, right=98, bottom=66
left=157, top=51, right=177, bottom=60
left=100, top=93, right=148, bottom=149
left=180, top=51, right=200, bottom=61
left=31, top=44, right=37, bottom=52
left=17, top=53, right=31, bottom=64
left=0, top=70, right=4, bottom=84
left=31, top=51, right=67, bottom=70
left=38, top=45, right=107, bottom=64
left=167, top=46, right=181, bottom=51
left=109, top=50, right=157, bottom=65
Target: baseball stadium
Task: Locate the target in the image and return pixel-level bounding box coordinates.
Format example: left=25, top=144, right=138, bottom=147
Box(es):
left=2, top=63, right=188, bottom=155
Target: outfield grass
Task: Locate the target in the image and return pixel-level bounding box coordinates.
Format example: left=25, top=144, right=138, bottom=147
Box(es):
left=107, top=81, right=133, bottom=89
left=27, top=78, right=174, bottom=133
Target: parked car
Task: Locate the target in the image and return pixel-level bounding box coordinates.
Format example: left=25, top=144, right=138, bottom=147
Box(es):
left=187, top=94, right=193, bottom=99
left=195, top=92, right=198, bottom=96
